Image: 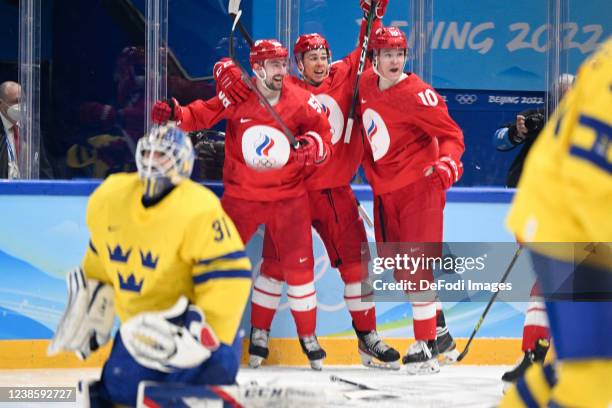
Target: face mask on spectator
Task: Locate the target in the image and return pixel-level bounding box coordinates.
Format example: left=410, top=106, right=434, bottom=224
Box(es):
left=7, top=104, right=21, bottom=123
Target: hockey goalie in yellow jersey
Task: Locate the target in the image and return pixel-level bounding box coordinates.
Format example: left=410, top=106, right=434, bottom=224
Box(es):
left=47, top=124, right=252, bottom=407
left=500, top=38, right=612, bottom=407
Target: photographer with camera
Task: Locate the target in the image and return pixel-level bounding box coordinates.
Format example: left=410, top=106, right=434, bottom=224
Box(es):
left=494, top=73, right=574, bottom=187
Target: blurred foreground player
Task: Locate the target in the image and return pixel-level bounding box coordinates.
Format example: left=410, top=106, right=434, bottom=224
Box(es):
left=151, top=39, right=333, bottom=369
left=501, top=38, right=612, bottom=407
left=252, top=0, right=400, bottom=370
left=501, top=284, right=550, bottom=390
left=48, top=124, right=252, bottom=407
left=359, top=26, right=465, bottom=374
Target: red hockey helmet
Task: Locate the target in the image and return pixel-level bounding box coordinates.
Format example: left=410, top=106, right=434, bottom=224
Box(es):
left=294, top=33, right=331, bottom=59
left=370, top=26, right=407, bottom=51
left=249, top=39, right=289, bottom=67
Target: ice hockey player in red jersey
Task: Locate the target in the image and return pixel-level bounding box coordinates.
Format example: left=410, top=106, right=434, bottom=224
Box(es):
left=359, top=26, right=465, bottom=374
left=151, top=39, right=333, bottom=370
left=252, top=0, right=401, bottom=370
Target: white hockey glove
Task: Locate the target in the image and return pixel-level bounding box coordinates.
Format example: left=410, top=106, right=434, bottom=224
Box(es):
left=120, top=296, right=220, bottom=373
left=48, top=267, right=115, bottom=359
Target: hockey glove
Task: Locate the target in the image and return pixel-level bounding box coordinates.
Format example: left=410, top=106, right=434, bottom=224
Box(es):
left=213, top=58, right=251, bottom=108
left=48, top=267, right=115, bottom=360
left=360, top=0, right=388, bottom=19
left=151, top=97, right=183, bottom=124
left=295, top=131, right=329, bottom=166
left=424, top=156, right=463, bottom=190
left=120, top=296, right=219, bottom=373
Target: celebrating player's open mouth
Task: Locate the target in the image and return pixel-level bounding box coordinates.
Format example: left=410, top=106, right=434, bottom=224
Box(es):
left=297, top=48, right=330, bottom=86
left=269, top=74, right=284, bottom=89
left=376, top=48, right=406, bottom=83
left=256, top=57, right=288, bottom=92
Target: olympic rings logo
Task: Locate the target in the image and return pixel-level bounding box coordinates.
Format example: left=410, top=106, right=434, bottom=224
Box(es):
left=455, top=94, right=478, bottom=104
left=251, top=157, right=277, bottom=169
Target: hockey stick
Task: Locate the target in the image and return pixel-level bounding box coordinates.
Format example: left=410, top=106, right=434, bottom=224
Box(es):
left=342, top=1, right=378, bottom=144
left=456, top=246, right=523, bottom=362
left=356, top=200, right=374, bottom=228
left=329, top=375, right=400, bottom=401
left=330, top=375, right=373, bottom=390
left=228, top=0, right=254, bottom=47
left=227, top=0, right=299, bottom=148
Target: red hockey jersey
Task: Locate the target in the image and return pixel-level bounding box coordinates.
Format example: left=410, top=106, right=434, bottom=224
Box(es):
left=359, top=70, right=464, bottom=195
left=179, top=79, right=332, bottom=201
left=288, top=18, right=381, bottom=190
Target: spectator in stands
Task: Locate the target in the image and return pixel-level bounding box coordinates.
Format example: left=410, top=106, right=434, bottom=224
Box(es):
left=494, top=74, right=574, bottom=187
left=0, top=81, right=21, bottom=179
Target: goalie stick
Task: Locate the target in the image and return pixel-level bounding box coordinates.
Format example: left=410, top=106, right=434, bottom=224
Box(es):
left=342, top=0, right=378, bottom=144
left=456, top=245, right=523, bottom=362
left=227, top=0, right=298, bottom=148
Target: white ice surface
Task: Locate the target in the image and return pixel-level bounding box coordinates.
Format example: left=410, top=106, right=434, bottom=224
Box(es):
left=0, top=365, right=510, bottom=407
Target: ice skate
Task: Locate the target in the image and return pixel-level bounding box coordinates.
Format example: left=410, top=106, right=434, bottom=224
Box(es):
left=299, top=335, right=326, bottom=371
left=248, top=327, right=270, bottom=368
left=354, top=325, right=400, bottom=370
left=502, top=338, right=550, bottom=391
left=436, top=324, right=459, bottom=365
left=402, top=340, right=440, bottom=375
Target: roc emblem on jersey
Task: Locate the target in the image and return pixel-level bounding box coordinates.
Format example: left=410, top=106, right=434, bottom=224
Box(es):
left=241, top=125, right=291, bottom=170
left=315, top=93, right=345, bottom=144
left=362, top=108, right=391, bottom=161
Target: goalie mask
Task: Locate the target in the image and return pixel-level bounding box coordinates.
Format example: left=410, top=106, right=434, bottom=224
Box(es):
left=136, top=124, right=195, bottom=200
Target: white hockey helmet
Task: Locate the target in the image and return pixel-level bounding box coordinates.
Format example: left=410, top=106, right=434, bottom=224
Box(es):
left=136, top=123, right=195, bottom=199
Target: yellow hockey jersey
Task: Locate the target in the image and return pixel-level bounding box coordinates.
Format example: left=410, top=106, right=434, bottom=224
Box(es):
left=82, top=173, right=252, bottom=345
left=507, top=38, right=612, bottom=266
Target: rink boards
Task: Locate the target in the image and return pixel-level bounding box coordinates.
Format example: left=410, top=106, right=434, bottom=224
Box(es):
left=0, top=181, right=529, bottom=368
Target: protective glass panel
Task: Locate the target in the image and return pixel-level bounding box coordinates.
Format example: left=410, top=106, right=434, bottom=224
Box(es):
left=432, top=0, right=610, bottom=186
left=8, top=0, right=610, bottom=182
left=161, top=0, right=252, bottom=181
left=0, top=1, right=22, bottom=179
left=272, top=0, right=609, bottom=187
left=33, top=0, right=147, bottom=179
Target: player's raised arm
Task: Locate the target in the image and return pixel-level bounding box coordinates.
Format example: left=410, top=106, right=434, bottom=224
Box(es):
left=345, top=0, right=386, bottom=66
left=150, top=58, right=251, bottom=132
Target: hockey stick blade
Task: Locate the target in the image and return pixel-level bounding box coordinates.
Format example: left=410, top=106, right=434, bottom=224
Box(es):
left=330, top=375, right=373, bottom=390
left=228, top=0, right=254, bottom=46
left=343, top=0, right=377, bottom=144
left=228, top=0, right=240, bottom=15
left=456, top=246, right=523, bottom=362
left=357, top=200, right=374, bottom=228
left=329, top=375, right=400, bottom=401
left=228, top=9, right=298, bottom=148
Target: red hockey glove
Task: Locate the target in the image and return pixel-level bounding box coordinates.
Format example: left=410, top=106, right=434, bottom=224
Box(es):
left=424, top=156, right=463, bottom=190
left=213, top=58, right=251, bottom=108
left=295, top=131, right=329, bottom=166
left=360, top=0, right=388, bottom=19
left=151, top=97, right=183, bottom=124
